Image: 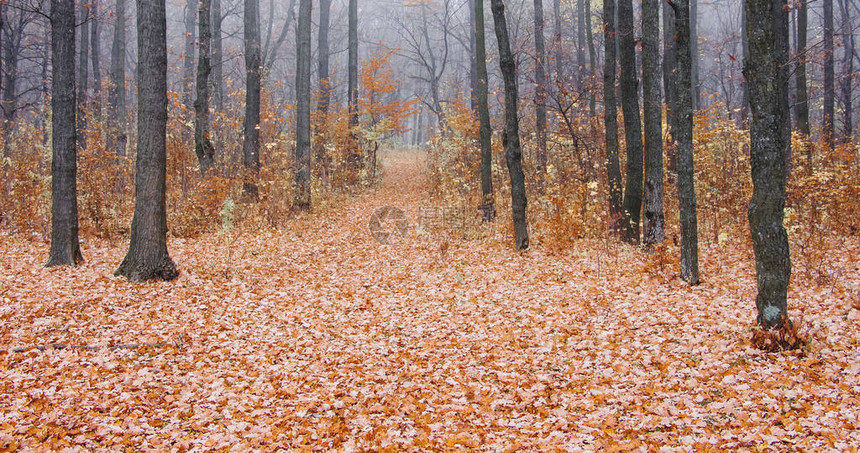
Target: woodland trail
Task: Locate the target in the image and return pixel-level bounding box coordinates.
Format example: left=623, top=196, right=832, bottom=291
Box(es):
left=1, top=150, right=860, bottom=450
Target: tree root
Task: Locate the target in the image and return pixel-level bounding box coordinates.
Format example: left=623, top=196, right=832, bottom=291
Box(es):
left=10, top=334, right=187, bottom=353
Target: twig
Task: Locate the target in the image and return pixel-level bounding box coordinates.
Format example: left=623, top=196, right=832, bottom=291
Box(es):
left=10, top=334, right=187, bottom=353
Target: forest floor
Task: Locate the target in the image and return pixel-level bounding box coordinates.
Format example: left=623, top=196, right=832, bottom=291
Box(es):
left=1, top=150, right=860, bottom=451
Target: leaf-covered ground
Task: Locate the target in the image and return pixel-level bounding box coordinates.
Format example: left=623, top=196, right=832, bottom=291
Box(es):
left=1, top=152, right=859, bottom=451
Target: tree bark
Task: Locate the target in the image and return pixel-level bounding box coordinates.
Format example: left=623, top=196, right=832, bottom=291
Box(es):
left=475, top=0, right=495, bottom=221
left=795, top=0, right=809, bottom=136
left=212, top=0, right=224, bottom=111
left=672, top=0, right=699, bottom=285
left=642, top=0, right=664, bottom=246
left=617, top=0, right=643, bottom=244
left=690, top=0, right=699, bottom=109
left=585, top=0, right=596, bottom=114
left=47, top=0, right=83, bottom=267
left=194, top=0, right=215, bottom=174
left=108, top=0, right=127, bottom=156
left=824, top=0, right=835, bottom=150
left=839, top=0, right=853, bottom=141
left=90, top=0, right=101, bottom=99
left=317, top=0, right=331, bottom=115
left=744, top=0, right=791, bottom=328
left=348, top=0, right=358, bottom=133
left=77, top=3, right=90, bottom=150
left=603, top=0, right=623, bottom=233
left=533, top=0, right=547, bottom=190
left=242, top=0, right=262, bottom=200
left=468, top=0, right=478, bottom=112
left=491, top=0, right=529, bottom=250
left=663, top=0, right=676, bottom=141
left=183, top=0, right=196, bottom=110
left=294, top=0, right=312, bottom=210
left=116, top=0, right=178, bottom=282
left=576, top=0, right=586, bottom=82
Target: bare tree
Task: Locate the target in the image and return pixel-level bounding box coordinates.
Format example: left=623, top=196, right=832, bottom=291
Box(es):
left=116, top=0, right=178, bottom=281
left=491, top=0, right=529, bottom=250
left=182, top=0, right=196, bottom=109
left=108, top=0, right=127, bottom=156
left=47, top=0, right=83, bottom=267
left=745, top=0, right=791, bottom=329
left=603, top=0, right=623, bottom=233
left=618, top=0, right=643, bottom=244
left=243, top=0, right=262, bottom=200
left=475, top=0, right=495, bottom=221
left=294, top=0, right=312, bottom=210
left=795, top=0, right=809, bottom=137
left=533, top=0, right=547, bottom=190
left=194, top=0, right=216, bottom=174
left=642, top=0, right=664, bottom=246
left=824, top=0, right=835, bottom=150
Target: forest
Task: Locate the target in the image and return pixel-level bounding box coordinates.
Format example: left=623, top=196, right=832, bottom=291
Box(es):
left=0, top=0, right=859, bottom=449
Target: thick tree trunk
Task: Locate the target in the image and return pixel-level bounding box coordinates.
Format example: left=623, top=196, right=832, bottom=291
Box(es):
left=672, top=0, right=699, bottom=285
left=663, top=0, right=676, bottom=141
left=183, top=0, right=196, bottom=110
left=533, top=0, right=547, bottom=190
left=690, top=0, right=699, bottom=109
left=194, top=0, right=215, bottom=174
left=795, top=0, right=809, bottom=136
left=745, top=0, right=791, bottom=328
left=603, top=0, right=623, bottom=233
left=242, top=0, right=262, bottom=200
left=77, top=3, right=90, bottom=150
left=475, top=0, right=495, bottom=222
left=116, top=0, right=178, bottom=282
left=212, top=0, right=224, bottom=111
left=294, top=0, right=312, bottom=210
left=491, top=0, right=529, bottom=250
left=108, top=0, right=127, bottom=156
left=642, top=0, right=664, bottom=246
left=47, top=0, right=83, bottom=267
left=617, top=0, right=643, bottom=244
left=824, top=0, right=835, bottom=150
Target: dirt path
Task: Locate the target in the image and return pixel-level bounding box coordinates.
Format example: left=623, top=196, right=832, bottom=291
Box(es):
left=1, top=150, right=859, bottom=450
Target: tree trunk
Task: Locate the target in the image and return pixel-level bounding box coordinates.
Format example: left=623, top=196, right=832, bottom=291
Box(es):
left=475, top=0, right=495, bottom=221
left=533, top=0, right=547, bottom=190
left=116, top=0, right=178, bottom=282
left=585, top=0, right=596, bottom=114
left=577, top=0, right=586, bottom=85
left=91, top=0, right=101, bottom=99
left=77, top=3, right=90, bottom=150
left=261, top=0, right=297, bottom=74
left=317, top=0, right=331, bottom=115
left=672, top=0, right=699, bottom=285
left=603, top=0, right=623, bottom=233
left=839, top=0, right=853, bottom=141
left=741, top=5, right=749, bottom=128
left=553, top=0, right=563, bottom=78
left=468, top=0, right=478, bottom=112
left=212, top=0, right=224, bottom=111
left=491, top=0, right=529, bottom=250
left=183, top=0, right=196, bottom=110
left=642, top=0, right=664, bottom=246
left=617, top=0, right=643, bottom=244
left=824, top=0, right=835, bottom=150
left=194, top=0, right=215, bottom=174
left=663, top=0, right=676, bottom=141
left=795, top=0, right=809, bottom=136
left=242, top=0, right=262, bottom=200
left=294, top=0, right=312, bottom=210
left=47, top=0, right=83, bottom=267
left=745, top=0, right=791, bottom=328
left=108, top=0, right=127, bottom=156
left=348, top=0, right=358, bottom=134
left=1, top=8, right=20, bottom=145
left=690, top=0, right=699, bottom=109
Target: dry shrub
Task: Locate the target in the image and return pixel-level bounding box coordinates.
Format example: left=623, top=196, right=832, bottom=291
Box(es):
left=750, top=315, right=807, bottom=353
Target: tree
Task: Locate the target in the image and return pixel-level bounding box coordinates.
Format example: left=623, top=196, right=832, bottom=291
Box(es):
left=475, top=0, right=495, bottom=222
left=194, top=0, right=215, bottom=174
left=603, top=0, right=623, bottom=233
left=108, top=0, right=127, bottom=156
left=617, top=0, right=643, bottom=244
left=490, top=0, right=528, bottom=250
left=212, top=0, right=224, bottom=111
left=795, top=0, right=809, bottom=137
left=47, top=0, right=83, bottom=267
left=116, top=0, right=178, bottom=282
left=744, top=0, right=791, bottom=328
left=182, top=0, right=196, bottom=109
left=77, top=2, right=90, bottom=149
left=824, top=0, right=835, bottom=150
left=317, top=0, right=332, bottom=115
left=242, top=0, right=262, bottom=200
left=533, top=0, right=547, bottom=190
left=663, top=0, right=676, bottom=142
left=671, top=0, right=699, bottom=285
left=838, top=0, right=853, bottom=141
left=348, top=0, right=358, bottom=137
left=90, top=0, right=101, bottom=99
left=294, top=0, right=312, bottom=210
left=642, top=0, right=664, bottom=246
